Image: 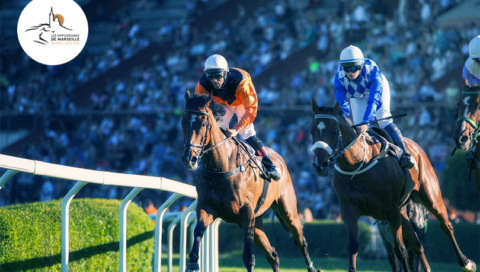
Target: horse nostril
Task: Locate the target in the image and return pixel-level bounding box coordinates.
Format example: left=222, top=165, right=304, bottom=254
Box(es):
left=191, top=156, right=197, bottom=164
left=459, top=135, right=469, bottom=144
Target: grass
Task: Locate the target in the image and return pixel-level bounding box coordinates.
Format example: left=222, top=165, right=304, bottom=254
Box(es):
left=161, top=251, right=462, bottom=272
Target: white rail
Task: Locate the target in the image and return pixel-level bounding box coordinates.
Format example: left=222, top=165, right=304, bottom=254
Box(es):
left=0, top=154, right=220, bottom=271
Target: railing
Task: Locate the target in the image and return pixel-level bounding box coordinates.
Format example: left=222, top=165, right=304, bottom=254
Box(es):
left=0, top=154, right=220, bottom=272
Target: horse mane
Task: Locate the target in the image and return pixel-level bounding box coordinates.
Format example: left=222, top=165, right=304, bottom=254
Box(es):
left=186, top=93, right=225, bottom=122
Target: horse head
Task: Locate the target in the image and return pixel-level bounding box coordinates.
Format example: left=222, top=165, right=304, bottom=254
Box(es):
left=181, top=90, right=214, bottom=170
left=310, top=98, right=344, bottom=176
left=454, top=88, right=480, bottom=151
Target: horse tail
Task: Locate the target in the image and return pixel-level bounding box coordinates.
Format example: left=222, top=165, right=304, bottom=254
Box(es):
left=272, top=210, right=293, bottom=237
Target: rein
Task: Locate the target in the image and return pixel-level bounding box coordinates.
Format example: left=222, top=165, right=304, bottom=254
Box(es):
left=456, top=91, right=480, bottom=148
left=184, top=109, right=232, bottom=159
left=313, top=114, right=386, bottom=178
left=184, top=108, right=266, bottom=178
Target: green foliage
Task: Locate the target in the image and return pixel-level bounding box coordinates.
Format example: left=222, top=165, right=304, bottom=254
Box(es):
left=440, top=151, right=480, bottom=211
left=425, top=220, right=479, bottom=263
left=0, top=198, right=154, bottom=272
left=217, top=219, right=372, bottom=258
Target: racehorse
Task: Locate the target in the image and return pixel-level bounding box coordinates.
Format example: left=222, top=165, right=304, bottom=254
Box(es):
left=181, top=90, right=323, bottom=272
left=378, top=200, right=429, bottom=272
left=453, top=85, right=480, bottom=196
left=310, top=98, right=476, bottom=272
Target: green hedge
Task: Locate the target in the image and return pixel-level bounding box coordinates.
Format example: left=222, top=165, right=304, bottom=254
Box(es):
left=0, top=198, right=154, bottom=272
left=215, top=219, right=372, bottom=258
left=424, top=220, right=479, bottom=263
left=440, top=150, right=480, bottom=211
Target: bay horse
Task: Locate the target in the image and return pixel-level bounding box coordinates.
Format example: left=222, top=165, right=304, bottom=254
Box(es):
left=378, top=199, right=429, bottom=272
left=181, top=90, right=323, bottom=272
left=453, top=85, right=480, bottom=196
left=310, top=98, right=476, bottom=272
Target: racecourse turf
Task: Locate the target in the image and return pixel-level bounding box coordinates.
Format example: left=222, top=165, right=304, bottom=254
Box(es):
left=162, top=252, right=462, bottom=271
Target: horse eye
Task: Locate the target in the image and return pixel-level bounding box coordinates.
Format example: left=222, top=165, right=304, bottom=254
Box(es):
left=202, top=122, right=206, bottom=127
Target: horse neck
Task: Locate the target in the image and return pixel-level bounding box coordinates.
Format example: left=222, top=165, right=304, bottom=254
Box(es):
left=336, top=116, right=367, bottom=169
left=201, top=115, right=237, bottom=171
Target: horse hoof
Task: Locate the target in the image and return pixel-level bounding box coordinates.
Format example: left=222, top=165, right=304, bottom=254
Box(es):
left=186, top=262, right=199, bottom=272
left=463, top=259, right=477, bottom=272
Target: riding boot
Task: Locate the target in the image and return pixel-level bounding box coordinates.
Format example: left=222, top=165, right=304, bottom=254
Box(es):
left=256, top=147, right=281, bottom=181
left=384, top=123, right=415, bottom=169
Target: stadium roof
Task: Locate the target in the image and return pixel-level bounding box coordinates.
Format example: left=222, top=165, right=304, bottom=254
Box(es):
left=438, top=0, right=480, bottom=28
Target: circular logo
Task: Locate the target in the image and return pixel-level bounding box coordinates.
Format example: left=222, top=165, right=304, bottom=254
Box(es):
left=17, top=0, right=88, bottom=65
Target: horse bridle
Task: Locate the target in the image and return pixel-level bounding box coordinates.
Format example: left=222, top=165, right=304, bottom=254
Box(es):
left=311, top=114, right=345, bottom=170
left=184, top=108, right=231, bottom=160
left=456, top=91, right=480, bottom=147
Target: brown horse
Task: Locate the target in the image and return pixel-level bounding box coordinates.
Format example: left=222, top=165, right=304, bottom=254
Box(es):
left=310, top=98, right=476, bottom=272
left=453, top=85, right=480, bottom=196
left=181, top=90, right=323, bottom=272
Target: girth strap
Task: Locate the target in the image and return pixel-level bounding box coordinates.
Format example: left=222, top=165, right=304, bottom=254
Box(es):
left=254, top=178, right=270, bottom=214
left=198, top=164, right=247, bottom=178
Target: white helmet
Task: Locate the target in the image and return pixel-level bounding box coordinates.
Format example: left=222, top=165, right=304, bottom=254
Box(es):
left=204, top=54, right=229, bottom=72
left=339, top=45, right=364, bottom=67
left=469, top=35, right=480, bottom=59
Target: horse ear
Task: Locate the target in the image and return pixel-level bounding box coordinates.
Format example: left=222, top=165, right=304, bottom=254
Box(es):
left=312, top=97, right=320, bottom=113
left=185, top=89, right=191, bottom=101
left=333, top=99, right=341, bottom=114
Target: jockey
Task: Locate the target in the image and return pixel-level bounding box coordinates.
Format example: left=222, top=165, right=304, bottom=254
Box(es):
left=463, top=35, right=480, bottom=87
left=194, top=54, right=281, bottom=181
left=334, top=45, right=415, bottom=169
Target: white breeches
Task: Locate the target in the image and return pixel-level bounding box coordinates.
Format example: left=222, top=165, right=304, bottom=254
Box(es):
left=218, top=103, right=256, bottom=139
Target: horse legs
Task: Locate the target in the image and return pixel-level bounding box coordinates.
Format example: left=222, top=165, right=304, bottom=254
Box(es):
left=420, top=189, right=476, bottom=271
left=186, top=208, right=214, bottom=272
left=399, top=207, right=431, bottom=272
left=240, top=206, right=256, bottom=272
left=340, top=203, right=360, bottom=272
left=253, top=217, right=280, bottom=272
left=387, top=209, right=410, bottom=272
left=272, top=198, right=323, bottom=272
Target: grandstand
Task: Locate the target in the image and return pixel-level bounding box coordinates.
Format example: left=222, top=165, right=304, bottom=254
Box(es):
left=1, top=0, right=479, bottom=223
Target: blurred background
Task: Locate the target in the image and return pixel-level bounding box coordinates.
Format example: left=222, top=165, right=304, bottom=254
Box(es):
left=1, top=0, right=479, bottom=226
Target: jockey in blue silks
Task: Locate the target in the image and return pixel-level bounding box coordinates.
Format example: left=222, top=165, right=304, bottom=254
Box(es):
left=334, top=45, right=415, bottom=169
left=463, top=35, right=480, bottom=87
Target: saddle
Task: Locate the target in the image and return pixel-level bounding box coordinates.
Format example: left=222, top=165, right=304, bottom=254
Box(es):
left=367, top=127, right=404, bottom=161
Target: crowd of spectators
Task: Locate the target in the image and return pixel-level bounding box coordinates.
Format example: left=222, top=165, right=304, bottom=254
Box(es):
left=0, top=0, right=478, bottom=223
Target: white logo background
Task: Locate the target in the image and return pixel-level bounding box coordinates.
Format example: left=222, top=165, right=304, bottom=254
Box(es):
left=17, top=0, right=88, bottom=65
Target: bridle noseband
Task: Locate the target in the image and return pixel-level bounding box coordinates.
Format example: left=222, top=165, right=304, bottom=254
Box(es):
left=311, top=114, right=345, bottom=169
left=184, top=109, right=211, bottom=159
left=184, top=108, right=231, bottom=160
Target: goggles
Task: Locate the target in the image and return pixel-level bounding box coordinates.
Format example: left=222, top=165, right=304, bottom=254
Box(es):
left=343, top=66, right=362, bottom=73
left=206, top=71, right=226, bottom=80
left=473, top=57, right=480, bottom=64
